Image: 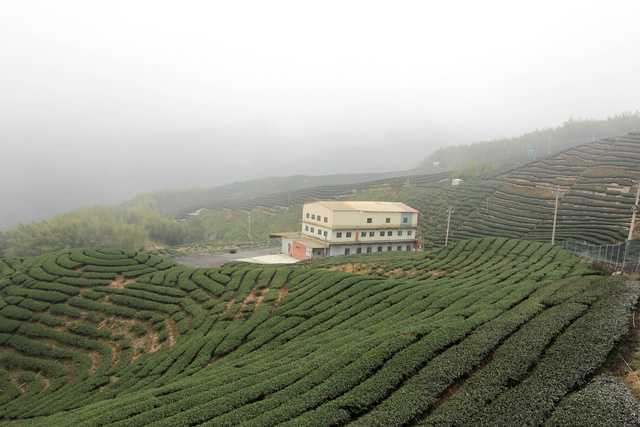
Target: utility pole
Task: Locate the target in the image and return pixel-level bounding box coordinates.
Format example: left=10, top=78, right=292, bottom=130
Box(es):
left=624, top=181, right=640, bottom=268
left=324, top=234, right=327, bottom=257
left=551, top=185, right=563, bottom=245
left=248, top=212, right=253, bottom=249
left=445, top=207, right=453, bottom=246
left=628, top=181, right=640, bottom=241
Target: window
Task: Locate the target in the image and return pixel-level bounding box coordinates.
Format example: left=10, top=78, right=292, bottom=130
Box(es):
left=361, top=231, right=366, bottom=237
left=346, top=232, right=352, bottom=238
left=336, top=232, right=342, bottom=238
left=324, top=217, right=328, bottom=223
left=380, top=231, right=385, bottom=237
left=310, top=227, right=314, bottom=233
left=387, top=246, right=392, bottom=251
left=305, top=225, right=309, bottom=231
left=369, top=231, right=374, bottom=237
left=398, top=230, right=403, bottom=236
left=385, top=218, right=391, bottom=223
left=387, top=231, right=393, bottom=237
left=407, top=231, right=412, bottom=236
left=311, top=214, right=315, bottom=220
left=367, top=217, right=372, bottom=223
left=403, top=217, right=408, bottom=224
left=306, top=213, right=310, bottom=218
left=366, top=247, right=372, bottom=253
left=345, top=248, right=350, bottom=255
left=407, top=245, right=412, bottom=251
left=377, top=246, right=383, bottom=252
left=324, top=231, right=327, bottom=237
left=318, top=229, right=322, bottom=235
left=356, top=247, right=362, bottom=254
left=397, top=246, right=402, bottom=251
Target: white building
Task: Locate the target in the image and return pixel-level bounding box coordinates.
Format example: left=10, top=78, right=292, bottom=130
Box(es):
left=282, top=201, right=420, bottom=259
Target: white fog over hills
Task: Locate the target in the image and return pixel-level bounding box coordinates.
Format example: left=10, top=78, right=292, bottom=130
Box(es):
left=2, top=1, right=639, bottom=230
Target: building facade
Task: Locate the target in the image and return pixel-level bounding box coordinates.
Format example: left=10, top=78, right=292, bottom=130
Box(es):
left=283, top=201, right=420, bottom=259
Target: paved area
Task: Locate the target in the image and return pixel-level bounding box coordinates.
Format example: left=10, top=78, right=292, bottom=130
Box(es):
left=172, top=247, right=298, bottom=268
left=236, top=254, right=299, bottom=264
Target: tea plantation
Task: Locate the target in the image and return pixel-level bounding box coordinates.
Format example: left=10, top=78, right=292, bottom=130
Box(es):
left=0, top=238, right=639, bottom=425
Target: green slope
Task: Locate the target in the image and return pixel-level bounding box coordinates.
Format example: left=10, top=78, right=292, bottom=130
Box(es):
left=177, top=132, right=640, bottom=251
left=0, top=239, right=638, bottom=425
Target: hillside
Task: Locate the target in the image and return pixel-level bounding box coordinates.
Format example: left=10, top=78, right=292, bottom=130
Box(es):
left=153, top=113, right=640, bottom=219
left=174, top=132, right=640, bottom=252
left=411, top=132, right=640, bottom=248
left=0, top=238, right=638, bottom=425
left=415, top=113, right=640, bottom=171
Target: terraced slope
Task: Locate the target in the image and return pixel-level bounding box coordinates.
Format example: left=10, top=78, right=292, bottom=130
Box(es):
left=404, top=133, right=640, bottom=248
left=170, top=172, right=450, bottom=219
left=0, top=239, right=638, bottom=425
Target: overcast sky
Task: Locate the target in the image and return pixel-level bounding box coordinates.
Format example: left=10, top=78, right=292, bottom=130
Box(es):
left=1, top=1, right=639, bottom=228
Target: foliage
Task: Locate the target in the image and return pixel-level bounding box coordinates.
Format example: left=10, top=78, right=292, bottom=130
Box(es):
left=0, top=239, right=636, bottom=425
left=0, top=203, right=188, bottom=258
left=416, top=112, right=640, bottom=171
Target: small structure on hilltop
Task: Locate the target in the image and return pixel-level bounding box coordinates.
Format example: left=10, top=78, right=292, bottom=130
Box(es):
left=277, top=201, right=420, bottom=260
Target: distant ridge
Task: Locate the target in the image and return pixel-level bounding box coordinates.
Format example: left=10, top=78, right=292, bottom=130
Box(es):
left=163, top=171, right=451, bottom=219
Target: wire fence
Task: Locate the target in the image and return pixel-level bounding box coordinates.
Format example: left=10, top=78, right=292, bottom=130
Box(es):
left=559, top=239, right=640, bottom=272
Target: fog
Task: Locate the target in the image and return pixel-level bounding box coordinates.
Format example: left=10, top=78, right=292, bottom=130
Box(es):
left=1, top=1, right=639, bottom=229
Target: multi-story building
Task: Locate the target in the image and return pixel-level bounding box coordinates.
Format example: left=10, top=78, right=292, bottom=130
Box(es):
left=282, top=201, right=419, bottom=259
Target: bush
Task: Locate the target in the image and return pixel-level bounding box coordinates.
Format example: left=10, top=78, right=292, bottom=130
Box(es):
left=0, top=305, right=33, bottom=320
left=130, top=323, right=147, bottom=337
left=50, top=304, right=82, bottom=318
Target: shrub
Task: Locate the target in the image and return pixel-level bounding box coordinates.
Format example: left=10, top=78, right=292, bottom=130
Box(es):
left=0, top=305, right=33, bottom=320
left=130, top=323, right=147, bottom=337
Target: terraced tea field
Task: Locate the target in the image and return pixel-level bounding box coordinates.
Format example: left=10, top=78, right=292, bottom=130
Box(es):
left=404, top=133, right=640, bottom=248
left=0, top=238, right=638, bottom=425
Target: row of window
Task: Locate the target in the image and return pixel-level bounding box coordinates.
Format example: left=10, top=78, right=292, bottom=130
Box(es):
left=305, top=213, right=410, bottom=225
left=366, top=217, right=391, bottom=224
left=306, top=213, right=329, bottom=223
left=335, top=230, right=412, bottom=238
left=304, top=225, right=414, bottom=238
left=343, top=245, right=413, bottom=255
left=304, top=225, right=329, bottom=237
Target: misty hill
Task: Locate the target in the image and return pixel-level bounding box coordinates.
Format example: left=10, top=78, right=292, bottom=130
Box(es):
left=0, top=239, right=638, bottom=424
left=171, top=132, right=640, bottom=251
left=140, top=114, right=640, bottom=219
left=415, top=113, right=640, bottom=172
left=147, top=171, right=427, bottom=218
left=413, top=132, right=640, bottom=248
left=3, top=117, right=640, bottom=259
